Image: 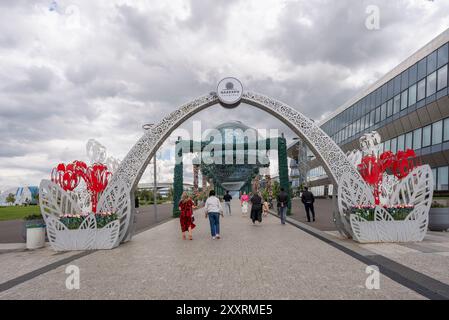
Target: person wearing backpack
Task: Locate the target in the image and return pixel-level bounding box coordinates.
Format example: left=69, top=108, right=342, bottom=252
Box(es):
left=277, top=188, right=289, bottom=225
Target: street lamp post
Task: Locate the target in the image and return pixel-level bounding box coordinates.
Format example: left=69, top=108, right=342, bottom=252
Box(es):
left=143, top=124, right=158, bottom=222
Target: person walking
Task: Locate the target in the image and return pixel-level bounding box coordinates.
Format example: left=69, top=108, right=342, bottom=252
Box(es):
left=240, top=191, right=249, bottom=216
left=277, top=187, right=289, bottom=225
left=178, top=192, right=196, bottom=240
left=204, top=190, right=223, bottom=240
left=250, top=192, right=263, bottom=224
left=301, top=186, right=316, bottom=222
left=223, top=191, right=232, bottom=216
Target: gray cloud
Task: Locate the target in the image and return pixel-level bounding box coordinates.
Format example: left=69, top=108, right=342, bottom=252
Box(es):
left=0, top=0, right=448, bottom=189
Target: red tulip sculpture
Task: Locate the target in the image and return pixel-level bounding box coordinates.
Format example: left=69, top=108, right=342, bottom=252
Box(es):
left=84, top=163, right=111, bottom=213
left=51, top=163, right=81, bottom=192
left=357, top=149, right=417, bottom=205
left=51, top=161, right=111, bottom=213
left=358, top=155, right=383, bottom=205
left=392, top=150, right=416, bottom=180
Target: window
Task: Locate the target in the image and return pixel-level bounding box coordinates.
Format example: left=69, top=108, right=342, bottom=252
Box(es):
left=387, top=99, right=393, bottom=117
left=438, top=167, right=449, bottom=191
left=401, top=70, right=409, bottom=91
left=438, top=43, right=448, bottom=68
left=393, top=75, right=401, bottom=95
left=387, top=80, right=394, bottom=98
left=444, top=118, right=449, bottom=141
left=408, top=84, right=417, bottom=106
left=401, top=90, right=408, bottom=110
left=391, top=137, right=397, bottom=154
left=418, top=57, right=427, bottom=80
left=393, top=94, right=401, bottom=113
left=370, top=110, right=375, bottom=127
left=427, top=51, right=437, bottom=74
left=427, top=71, right=437, bottom=97
left=375, top=107, right=381, bottom=123
left=437, top=65, right=448, bottom=91
left=422, top=125, right=431, bottom=147
left=409, top=63, right=418, bottom=85
left=413, top=128, right=422, bottom=150
left=405, top=132, right=413, bottom=150
left=380, top=103, right=386, bottom=121
left=417, top=79, right=426, bottom=101
left=432, top=120, right=443, bottom=145
left=384, top=139, right=391, bottom=152
left=397, top=135, right=405, bottom=152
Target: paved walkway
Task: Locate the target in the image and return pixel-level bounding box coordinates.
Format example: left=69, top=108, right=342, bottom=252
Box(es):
left=0, top=200, right=432, bottom=299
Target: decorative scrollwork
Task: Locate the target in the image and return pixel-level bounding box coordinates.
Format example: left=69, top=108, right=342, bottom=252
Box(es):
left=104, top=91, right=363, bottom=242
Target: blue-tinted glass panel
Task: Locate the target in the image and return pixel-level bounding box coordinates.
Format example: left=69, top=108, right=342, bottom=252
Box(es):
left=405, top=132, right=413, bottom=149
left=408, top=84, right=417, bottom=106
left=375, top=107, right=381, bottom=123
left=387, top=99, right=393, bottom=117
left=418, top=58, right=427, bottom=80
left=397, top=135, right=405, bottom=151
left=417, top=79, right=426, bottom=101
left=401, top=70, right=408, bottom=90
left=370, top=110, right=375, bottom=127
left=438, top=43, right=449, bottom=68
left=375, top=88, right=381, bottom=107
left=427, top=71, right=437, bottom=97
left=413, top=128, right=422, bottom=150
left=444, top=118, right=449, bottom=141
left=387, top=80, right=394, bottom=98
left=432, top=120, right=443, bottom=145
left=393, top=75, right=401, bottom=95
left=438, top=167, right=449, bottom=191
left=393, top=94, right=401, bottom=114
left=427, top=51, right=437, bottom=74
left=380, top=103, right=386, bottom=121
left=391, top=137, right=397, bottom=154
left=422, top=125, right=431, bottom=147
left=384, top=140, right=391, bottom=152
left=437, top=65, right=448, bottom=91
left=401, top=90, right=408, bottom=110
left=381, top=84, right=388, bottom=103
left=409, top=63, right=417, bottom=85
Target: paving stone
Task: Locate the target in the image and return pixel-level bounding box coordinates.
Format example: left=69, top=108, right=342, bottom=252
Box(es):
left=0, top=201, right=424, bottom=299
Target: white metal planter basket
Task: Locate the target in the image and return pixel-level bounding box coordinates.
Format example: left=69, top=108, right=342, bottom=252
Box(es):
left=39, top=180, right=125, bottom=251
left=338, top=165, right=433, bottom=243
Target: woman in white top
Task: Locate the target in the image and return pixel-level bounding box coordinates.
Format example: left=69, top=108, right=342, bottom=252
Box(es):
left=204, top=190, right=223, bottom=240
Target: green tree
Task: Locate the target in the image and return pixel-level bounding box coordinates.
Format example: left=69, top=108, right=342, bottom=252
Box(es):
left=6, top=193, right=15, bottom=205
left=272, top=181, right=280, bottom=199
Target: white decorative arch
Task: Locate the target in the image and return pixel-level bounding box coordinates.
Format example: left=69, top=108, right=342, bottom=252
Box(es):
left=99, top=91, right=364, bottom=242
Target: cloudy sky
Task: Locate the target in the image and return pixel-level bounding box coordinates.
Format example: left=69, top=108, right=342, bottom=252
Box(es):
left=0, top=0, right=448, bottom=190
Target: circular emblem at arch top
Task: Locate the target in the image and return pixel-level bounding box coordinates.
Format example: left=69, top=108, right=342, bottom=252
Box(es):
left=217, top=77, right=243, bottom=108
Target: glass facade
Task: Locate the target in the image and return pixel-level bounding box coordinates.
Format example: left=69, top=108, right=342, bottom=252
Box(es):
left=381, top=116, right=449, bottom=153
left=310, top=39, right=449, bottom=196
left=321, top=41, right=449, bottom=146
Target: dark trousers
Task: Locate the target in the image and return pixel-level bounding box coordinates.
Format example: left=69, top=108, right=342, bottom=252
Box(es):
left=304, top=203, right=315, bottom=221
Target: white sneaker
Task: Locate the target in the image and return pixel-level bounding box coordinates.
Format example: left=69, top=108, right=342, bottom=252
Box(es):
left=216, top=235, right=221, bottom=239
left=212, top=236, right=216, bottom=240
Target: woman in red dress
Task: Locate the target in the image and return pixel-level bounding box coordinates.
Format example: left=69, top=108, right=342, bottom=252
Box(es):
left=179, top=192, right=196, bottom=240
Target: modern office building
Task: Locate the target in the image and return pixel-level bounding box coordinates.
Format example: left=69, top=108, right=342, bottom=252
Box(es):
left=288, top=28, right=449, bottom=197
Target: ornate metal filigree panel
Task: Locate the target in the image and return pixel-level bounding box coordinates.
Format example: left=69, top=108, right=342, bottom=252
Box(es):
left=104, top=91, right=363, bottom=242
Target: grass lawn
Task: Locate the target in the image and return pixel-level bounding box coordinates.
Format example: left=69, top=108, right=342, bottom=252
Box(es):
left=0, top=205, right=41, bottom=221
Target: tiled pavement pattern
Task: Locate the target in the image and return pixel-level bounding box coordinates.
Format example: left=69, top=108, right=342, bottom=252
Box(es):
left=289, top=198, right=449, bottom=288
left=0, top=200, right=425, bottom=300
